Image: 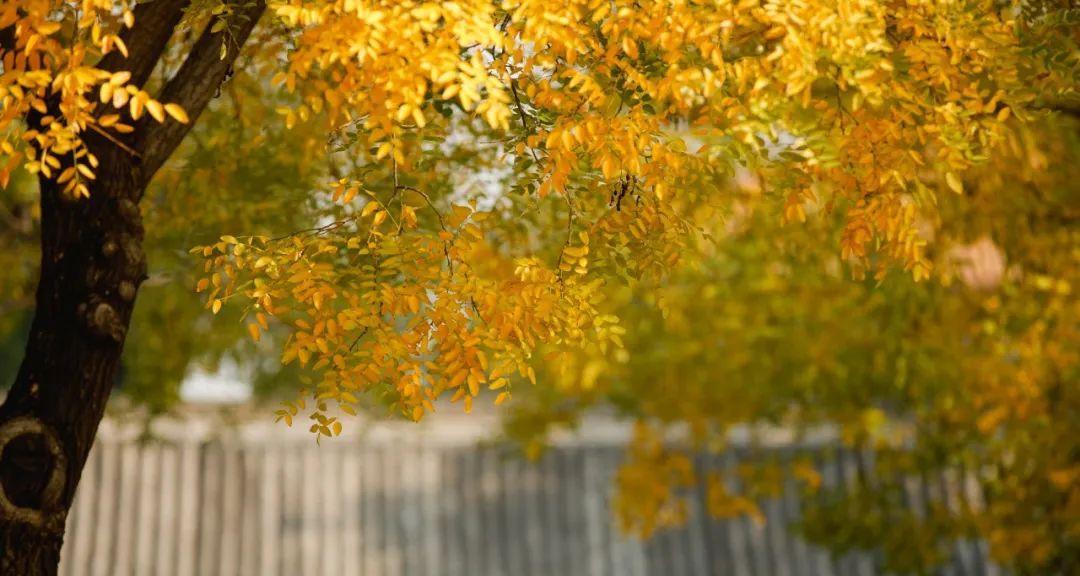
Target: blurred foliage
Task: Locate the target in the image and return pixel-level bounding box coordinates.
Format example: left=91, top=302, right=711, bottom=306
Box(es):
left=507, top=115, right=1079, bottom=573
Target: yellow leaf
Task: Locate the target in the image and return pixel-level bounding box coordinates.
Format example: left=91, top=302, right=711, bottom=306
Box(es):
left=115, top=36, right=129, bottom=57
left=945, top=172, right=963, bottom=194
left=112, top=87, right=129, bottom=108
left=146, top=100, right=166, bottom=122
left=164, top=103, right=190, bottom=124
left=129, top=95, right=144, bottom=120
left=36, top=22, right=62, bottom=36
left=212, top=299, right=222, bottom=314
left=247, top=323, right=261, bottom=342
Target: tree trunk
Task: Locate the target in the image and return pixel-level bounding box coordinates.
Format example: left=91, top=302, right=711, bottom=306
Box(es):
left=0, top=140, right=146, bottom=574
left=0, top=2, right=266, bottom=572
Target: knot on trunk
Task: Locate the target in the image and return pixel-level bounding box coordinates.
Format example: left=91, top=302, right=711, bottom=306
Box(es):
left=81, top=300, right=126, bottom=342
left=117, top=198, right=140, bottom=224
left=0, top=417, right=67, bottom=531
left=119, top=233, right=147, bottom=280
left=118, top=280, right=137, bottom=302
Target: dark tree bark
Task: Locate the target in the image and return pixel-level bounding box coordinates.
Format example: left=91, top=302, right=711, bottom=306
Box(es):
left=0, top=2, right=266, bottom=573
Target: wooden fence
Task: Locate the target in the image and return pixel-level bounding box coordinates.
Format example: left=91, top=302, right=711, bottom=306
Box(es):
left=56, top=418, right=999, bottom=576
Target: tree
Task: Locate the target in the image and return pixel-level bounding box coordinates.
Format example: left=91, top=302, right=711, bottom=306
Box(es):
left=0, top=1, right=1076, bottom=574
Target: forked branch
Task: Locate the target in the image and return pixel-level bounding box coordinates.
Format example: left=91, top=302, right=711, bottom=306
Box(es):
left=137, top=0, right=268, bottom=183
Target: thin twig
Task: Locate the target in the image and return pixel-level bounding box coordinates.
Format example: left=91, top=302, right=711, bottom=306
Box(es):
left=349, top=327, right=369, bottom=351
left=395, top=184, right=455, bottom=274
left=269, top=215, right=358, bottom=242
left=87, top=124, right=141, bottom=158
left=395, top=185, right=448, bottom=232
left=554, top=191, right=577, bottom=284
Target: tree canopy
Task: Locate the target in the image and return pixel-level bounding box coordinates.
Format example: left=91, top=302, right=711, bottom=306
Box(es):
left=1, top=1, right=1077, bottom=573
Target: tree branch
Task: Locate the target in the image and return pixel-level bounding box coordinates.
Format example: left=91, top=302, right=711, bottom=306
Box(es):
left=136, top=0, right=267, bottom=184
left=1031, top=101, right=1080, bottom=120
left=97, top=0, right=192, bottom=87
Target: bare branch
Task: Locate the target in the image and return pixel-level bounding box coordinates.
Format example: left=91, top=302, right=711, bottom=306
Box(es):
left=136, top=0, right=267, bottom=184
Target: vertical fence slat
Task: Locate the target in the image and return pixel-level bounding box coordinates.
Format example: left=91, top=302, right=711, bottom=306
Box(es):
left=420, top=445, right=441, bottom=576
left=133, top=444, right=161, bottom=576
left=196, top=445, right=223, bottom=576
left=319, top=443, right=342, bottom=575
left=362, top=445, right=384, bottom=576
left=340, top=443, right=362, bottom=576
left=174, top=441, right=201, bottom=576
left=90, top=440, right=119, bottom=576
left=239, top=447, right=261, bottom=576
left=216, top=444, right=242, bottom=576
left=154, top=445, right=179, bottom=576
left=298, top=447, right=319, bottom=575
left=280, top=447, right=302, bottom=576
